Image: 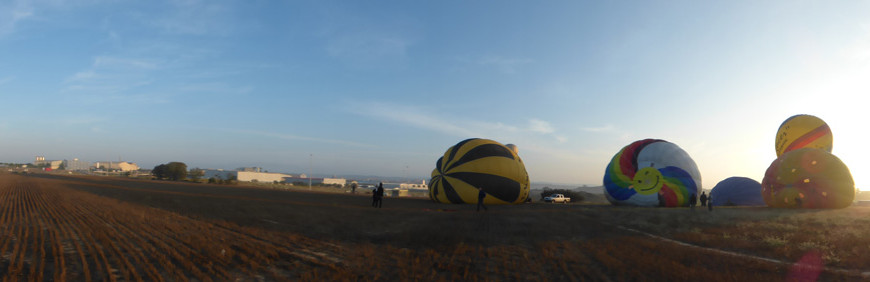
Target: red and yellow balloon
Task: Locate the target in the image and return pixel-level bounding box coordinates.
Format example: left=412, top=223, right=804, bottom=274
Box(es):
left=775, top=114, right=833, bottom=157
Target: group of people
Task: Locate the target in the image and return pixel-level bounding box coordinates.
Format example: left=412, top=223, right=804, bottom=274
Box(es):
left=371, top=182, right=384, bottom=208
left=689, top=191, right=713, bottom=211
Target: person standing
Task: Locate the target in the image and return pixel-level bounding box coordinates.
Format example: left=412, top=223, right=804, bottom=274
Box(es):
left=477, top=188, right=488, bottom=212
left=700, top=191, right=708, bottom=207
left=351, top=182, right=357, bottom=194
left=376, top=182, right=384, bottom=208
left=707, top=195, right=713, bottom=211
left=372, top=182, right=383, bottom=207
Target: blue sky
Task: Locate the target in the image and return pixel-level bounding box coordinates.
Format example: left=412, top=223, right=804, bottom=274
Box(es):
left=1, top=1, right=867, bottom=189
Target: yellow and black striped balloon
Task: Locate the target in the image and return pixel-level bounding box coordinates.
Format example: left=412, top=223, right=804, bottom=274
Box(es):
left=429, top=138, right=530, bottom=204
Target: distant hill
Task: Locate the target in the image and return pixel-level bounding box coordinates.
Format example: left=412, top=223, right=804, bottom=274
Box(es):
left=531, top=183, right=604, bottom=194
left=572, top=186, right=605, bottom=194
left=574, top=191, right=609, bottom=204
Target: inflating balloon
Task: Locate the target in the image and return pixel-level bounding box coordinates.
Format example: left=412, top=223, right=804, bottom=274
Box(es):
left=775, top=115, right=833, bottom=157
left=710, top=177, right=765, bottom=206
left=429, top=138, right=530, bottom=204
left=505, top=144, right=518, bottom=154
left=603, top=139, right=701, bottom=207
left=761, top=148, right=854, bottom=208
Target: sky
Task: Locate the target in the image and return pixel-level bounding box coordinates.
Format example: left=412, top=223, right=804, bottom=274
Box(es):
left=0, top=0, right=868, bottom=189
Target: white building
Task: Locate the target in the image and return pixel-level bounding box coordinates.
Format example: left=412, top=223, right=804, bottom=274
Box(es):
left=93, top=161, right=140, bottom=172
left=34, top=156, right=63, bottom=170
left=63, top=158, right=91, bottom=171
left=283, top=177, right=347, bottom=187
left=322, top=178, right=347, bottom=187
left=238, top=171, right=293, bottom=183
left=203, top=169, right=294, bottom=183
left=399, top=181, right=429, bottom=190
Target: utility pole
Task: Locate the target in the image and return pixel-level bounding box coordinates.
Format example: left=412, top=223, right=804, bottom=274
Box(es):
left=308, top=154, right=314, bottom=191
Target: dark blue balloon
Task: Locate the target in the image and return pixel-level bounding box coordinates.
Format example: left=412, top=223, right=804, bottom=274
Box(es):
left=710, top=177, right=765, bottom=206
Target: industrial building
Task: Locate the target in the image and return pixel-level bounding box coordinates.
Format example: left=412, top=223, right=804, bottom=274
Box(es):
left=63, top=158, right=91, bottom=171
left=202, top=169, right=294, bottom=183
left=283, top=177, right=347, bottom=187
left=93, top=161, right=140, bottom=172
left=34, top=156, right=63, bottom=170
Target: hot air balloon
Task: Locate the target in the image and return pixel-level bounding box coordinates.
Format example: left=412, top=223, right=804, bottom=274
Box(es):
left=505, top=144, right=518, bottom=154
left=710, top=177, right=765, bottom=206
left=603, top=139, right=701, bottom=207
left=429, top=138, right=530, bottom=204
left=761, top=148, right=855, bottom=208
left=775, top=115, right=833, bottom=157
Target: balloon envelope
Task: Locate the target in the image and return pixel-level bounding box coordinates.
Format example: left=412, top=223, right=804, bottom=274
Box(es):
left=775, top=114, right=833, bottom=157
left=710, top=177, right=765, bottom=206
left=761, top=148, right=855, bottom=208
left=429, top=138, right=530, bottom=204
left=603, top=139, right=701, bottom=207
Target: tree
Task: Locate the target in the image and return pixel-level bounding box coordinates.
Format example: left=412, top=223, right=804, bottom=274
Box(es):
left=152, top=162, right=187, bottom=181
left=189, top=168, right=205, bottom=182
left=166, top=162, right=188, bottom=181
left=152, top=164, right=168, bottom=179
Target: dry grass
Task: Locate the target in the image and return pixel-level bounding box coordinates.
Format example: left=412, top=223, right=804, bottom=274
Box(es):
left=3, top=173, right=868, bottom=281
left=600, top=206, right=870, bottom=270
left=0, top=174, right=343, bottom=280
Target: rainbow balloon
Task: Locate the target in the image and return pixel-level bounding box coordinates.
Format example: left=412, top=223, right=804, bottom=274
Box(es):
left=603, top=139, right=701, bottom=207
left=762, top=148, right=855, bottom=209
left=775, top=115, right=833, bottom=157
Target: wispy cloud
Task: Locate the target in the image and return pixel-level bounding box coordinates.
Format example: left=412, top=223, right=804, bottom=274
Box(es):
left=63, top=63, right=161, bottom=104
left=94, top=56, right=160, bottom=70
left=479, top=55, right=534, bottom=74
left=65, top=70, right=100, bottom=83
left=0, top=1, right=33, bottom=37
left=150, top=0, right=234, bottom=36
left=226, top=129, right=376, bottom=148
left=352, top=102, right=478, bottom=137
left=581, top=124, right=617, bottom=132
left=528, top=119, right=555, bottom=134
left=327, top=33, right=411, bottom=61
left=349, top=101, right=567, bottom=143
left=179, top=83, right=253, bottom=96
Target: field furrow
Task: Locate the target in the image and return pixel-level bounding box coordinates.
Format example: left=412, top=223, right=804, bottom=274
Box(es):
left=8, top=172, right=866, bottom=281
left=0, top=174, right=348, bottom=281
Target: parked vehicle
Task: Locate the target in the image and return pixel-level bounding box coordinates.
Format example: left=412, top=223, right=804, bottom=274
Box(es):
left=544, top=194, right=571, bottom=203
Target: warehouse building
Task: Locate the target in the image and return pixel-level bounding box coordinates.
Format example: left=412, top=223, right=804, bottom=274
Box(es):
left=203, top=169, right=294, bottom=183
left=93, top=161, right=140, bottom=172
left=63, top=158, right=91, bottom=171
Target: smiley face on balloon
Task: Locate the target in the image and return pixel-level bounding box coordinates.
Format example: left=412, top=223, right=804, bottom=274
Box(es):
left=632, top=167, right=664, bottom=195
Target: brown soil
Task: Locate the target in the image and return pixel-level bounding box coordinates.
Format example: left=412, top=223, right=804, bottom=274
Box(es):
left=2, top=173, right=863, bottom=281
